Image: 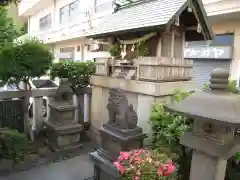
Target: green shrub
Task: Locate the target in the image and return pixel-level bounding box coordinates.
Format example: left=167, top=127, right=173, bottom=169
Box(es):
left=136, top=41, right=149, bottom=57
left=108, top=43, right=121, bottom=59
left=50, top=60, right=95, bottom=92
left=150, top=90, right=193, bottom=180
left=228, top=80, right=240, bottom=94
left=204, top=80, right=240, bottom=94
left=0, top=129, right=28, bottom=161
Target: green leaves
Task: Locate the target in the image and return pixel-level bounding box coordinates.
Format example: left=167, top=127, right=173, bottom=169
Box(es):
left=136, top=41, right=149, bottom=57
left=0, top=0, right=20, bottom=6
left=150, top=90, right=193, bottom=180
left=50, top=60, right=95, bottom=92
left=0, top=39, right=54, bottom=90
left=108, top=43, right=121, bottom=59
left=203, top=80, right=240, bottom=94
left=0, top=129, right=27, bottom=161
left=0, top=6, right=19, bottom=48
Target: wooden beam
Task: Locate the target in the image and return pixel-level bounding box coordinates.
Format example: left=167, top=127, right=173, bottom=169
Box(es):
left=182, top=31, right=186, bottom=59
left=156, top=35, right=162, bottom=57
left=192, top=6, right=207, bottom=39
left=171, top=29, right=175, bottom=58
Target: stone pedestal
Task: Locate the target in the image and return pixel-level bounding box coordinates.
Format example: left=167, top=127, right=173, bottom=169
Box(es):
left=89, top=88, right=146, bottom=180
left=45, top=120, right=83, bottom=151
left=190, top=150, right=227, bottom=180
left=99, top=123, right=144, bottom=161
left=45, top=79, right=83, bottom=151
left=90, top=151, right=120, bottom=180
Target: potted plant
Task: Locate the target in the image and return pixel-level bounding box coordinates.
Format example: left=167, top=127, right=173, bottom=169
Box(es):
left=114, top=149, right=177, bottom=180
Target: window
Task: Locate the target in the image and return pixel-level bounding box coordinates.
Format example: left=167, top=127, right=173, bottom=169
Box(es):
left=59, top=47, right=74, bottom=61
left=212, top=33, right=234, bottom=45
left=39, top=14, right=52, bottom=31
left=60, top=47, right=74, bottom=53
left=59, top=0, right=81, bottom=24
left=60, top=5, right=69, bottom=25
left=69, top=0, right=80, bottom=18
left=186, top=33, right=234, bottom=47
left=95, top=0, right=113, bottom=13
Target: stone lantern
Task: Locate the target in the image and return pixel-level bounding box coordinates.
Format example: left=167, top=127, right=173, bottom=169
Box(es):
left=164, top=68, right=240, bottom=180
left=45, top=78, right=83, bottom=151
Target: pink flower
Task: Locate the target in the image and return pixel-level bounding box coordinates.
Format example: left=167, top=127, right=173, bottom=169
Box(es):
left=118, top=155, right=124, bottom=162
left=134, top=157, right=143, bottom=164
left=133, top=149, right=144, bottom=156
left=135, top=176, right=139, bottom=180
left=113, top=161, right=125, bottom=174
left=120, top=151, right=130, bottom=160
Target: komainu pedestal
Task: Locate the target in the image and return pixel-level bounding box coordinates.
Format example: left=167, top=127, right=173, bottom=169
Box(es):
left=45, top=79, right=83, bottom=151
left=90, top=88, right=145, bottom=180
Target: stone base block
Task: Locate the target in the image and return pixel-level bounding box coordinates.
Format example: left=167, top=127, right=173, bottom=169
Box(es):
left=89, top=151, right=120, bottom=180
left=100, top=123, right=145, bottom=161
left=45, top=121, right=83, bottom=151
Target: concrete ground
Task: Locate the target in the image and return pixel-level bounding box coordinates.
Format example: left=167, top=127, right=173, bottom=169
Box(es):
left=0, top=154, right=94, bottom=180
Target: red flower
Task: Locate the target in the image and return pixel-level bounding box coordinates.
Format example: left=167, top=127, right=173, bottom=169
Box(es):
left=159, top=163, right=176, bottom=176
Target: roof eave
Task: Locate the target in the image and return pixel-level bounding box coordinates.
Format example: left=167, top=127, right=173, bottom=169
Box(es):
left=166, top=0, right=213, bottom=41
left=87, top=24, right=166, bottom=39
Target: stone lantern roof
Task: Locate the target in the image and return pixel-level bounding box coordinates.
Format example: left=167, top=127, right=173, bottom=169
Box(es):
left=165, top=68, right=240, bottom=127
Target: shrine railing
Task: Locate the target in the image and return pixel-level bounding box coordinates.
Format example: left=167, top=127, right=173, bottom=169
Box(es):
left=95, top=56, right=193, bottom=82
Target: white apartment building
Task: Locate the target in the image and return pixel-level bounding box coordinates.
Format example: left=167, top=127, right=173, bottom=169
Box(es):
left=18, top=0, right=115, bottom=62
left=18, top=0, right=240, bottom=86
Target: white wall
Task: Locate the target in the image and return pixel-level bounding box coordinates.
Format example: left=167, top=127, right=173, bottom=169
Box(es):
left=53, top=40, right=91, bottom=62
left=54, top=0, right=94, bottom=26
left=29, top=3, right=54, bottom=34
left=28, top=0, right=95, bottom=34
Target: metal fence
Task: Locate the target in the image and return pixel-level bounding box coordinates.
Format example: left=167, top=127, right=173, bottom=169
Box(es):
left=0, top=99, right=24, bottom=132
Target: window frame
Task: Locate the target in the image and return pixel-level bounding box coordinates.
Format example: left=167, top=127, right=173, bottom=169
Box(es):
left=39, top=14, right=52, bottom=31
left=59, top=4, right=69, bottom=24
left=59, top=0, right=80, bottom=24
left=95, top=0, right=114, bottom=13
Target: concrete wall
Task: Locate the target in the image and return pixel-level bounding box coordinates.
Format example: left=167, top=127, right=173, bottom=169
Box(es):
left=211, top=20, right=240, bottom=81
left=88, top=76, right=196, bottom=146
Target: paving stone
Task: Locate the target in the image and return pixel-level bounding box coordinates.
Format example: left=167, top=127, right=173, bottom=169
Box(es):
left=38, top=147, right=51, bottom=157
left=0, top=154, right=94, bottom=180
